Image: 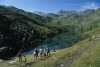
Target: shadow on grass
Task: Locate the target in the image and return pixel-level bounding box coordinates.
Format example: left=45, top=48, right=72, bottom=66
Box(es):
left=25, top=62, right=35, bottom=65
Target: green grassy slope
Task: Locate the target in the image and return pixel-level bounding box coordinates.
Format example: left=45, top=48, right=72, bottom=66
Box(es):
left=1, top=26, right=100, bottom=67
left=71, top=27, right=100, bottom=67
left=0, top=39, right=91, bottom=67
left=72, top=39, right=100, bottom=67
left=0, top=6, right=58, bottom=59
left=0, top=6, right=59, bottom=38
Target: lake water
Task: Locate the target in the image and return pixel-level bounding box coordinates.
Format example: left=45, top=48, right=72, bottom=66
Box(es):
left=22, top=33, right=83, bottom=55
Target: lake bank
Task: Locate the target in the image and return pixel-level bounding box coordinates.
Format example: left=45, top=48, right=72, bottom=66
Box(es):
left=22, top=33, right=85, bottom=56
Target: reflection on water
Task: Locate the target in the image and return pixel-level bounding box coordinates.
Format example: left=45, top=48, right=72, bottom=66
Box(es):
left=22, top=33, right=83, bottom=55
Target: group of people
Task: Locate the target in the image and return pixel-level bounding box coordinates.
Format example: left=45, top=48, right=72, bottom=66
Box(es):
left=17, top=48, right=50, bottom=62
left=17, top=49, right=26, bottom=62
left=33, top=48, right=50, bottom=59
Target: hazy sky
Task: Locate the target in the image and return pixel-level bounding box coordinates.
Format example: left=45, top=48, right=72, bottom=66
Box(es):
left=0, top=0, right=100, bottom=13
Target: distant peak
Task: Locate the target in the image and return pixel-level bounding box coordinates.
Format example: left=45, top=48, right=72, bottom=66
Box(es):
left=33, top=11, right=45, bottom=16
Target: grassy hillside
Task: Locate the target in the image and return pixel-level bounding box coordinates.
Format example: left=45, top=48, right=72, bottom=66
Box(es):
left=2, top=5, right=100, bottom=34
left=0, top=26, right=100, bottom=67
left=3, top=6, right=100, bottom=32
left=32, top=26, right=100, bottom=67
left=0, top=6, right=58, bottom=59
left=72, top=39, right=100, bottom=67
left=0, top=39, right=90, bottom=67
left=2, top=5, right=52, bottom=24
left=71, top=27, right=100, bottom=67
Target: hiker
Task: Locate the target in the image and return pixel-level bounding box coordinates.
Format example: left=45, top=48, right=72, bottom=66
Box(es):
left=33, top=51, right=36, bottom=58
left=17, top=51, right=22, bottom=62
left=46, top=48, right=50, bottom=56
left=24, top=56, right=26, bottom=62
left=34, top=49, right=39, bottom=59
left=39, top=48, right=43, bottom=57
left=43, top=49, right=47, bottom=57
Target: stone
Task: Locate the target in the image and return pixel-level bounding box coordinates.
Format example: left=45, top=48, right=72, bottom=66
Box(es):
left=60, top=64, right=64, bottom=67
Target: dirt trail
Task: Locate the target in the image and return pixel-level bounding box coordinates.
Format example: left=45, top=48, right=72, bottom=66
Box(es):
left=58, top=41, right=96, bottom=67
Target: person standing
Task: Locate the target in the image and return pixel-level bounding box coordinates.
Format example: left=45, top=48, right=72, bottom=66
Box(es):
left=24, top=56, right=26, bottom=62
left=43, top=49, right=46, bottom=57
left=17, top=50, right=22, bottom=62
left=33, top=51, right=36, bottom=58
left=47, top=48, right=50, bottom=56
left=35, top=49, right=39, bottom=59
left=39, top=48, right=43, bottom=58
